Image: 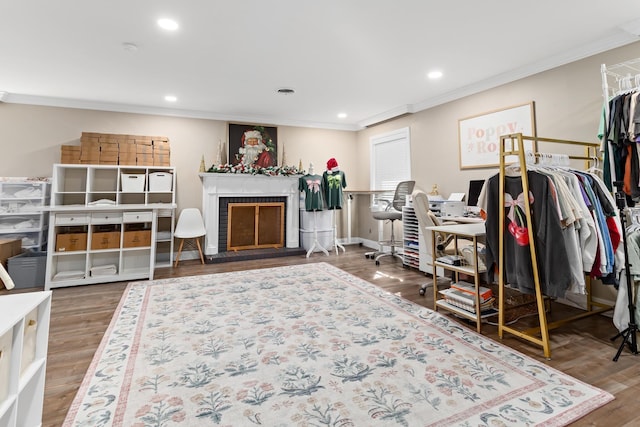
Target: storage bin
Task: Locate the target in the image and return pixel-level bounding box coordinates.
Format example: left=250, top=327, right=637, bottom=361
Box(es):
left=300, top=229, right=333, bottom=252
left=300, top=209, right=332, bottom=230
left=7, top=251, right=47, bottom=289
left=121, top=173, right=145, bottom=192
left=91, top=231, right=121, bottom=250
left=123, top=230, right=151, bottom=248
left=56, top=232, right=88, bottom=252
left=148, top=172, right=173, bottom=192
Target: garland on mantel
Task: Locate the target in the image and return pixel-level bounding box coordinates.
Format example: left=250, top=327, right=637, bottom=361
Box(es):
left=207, top=163, right=304, bottom=176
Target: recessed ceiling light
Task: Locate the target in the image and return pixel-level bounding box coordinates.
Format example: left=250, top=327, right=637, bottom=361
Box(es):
left=337, top=113, right=347, bottom=119
left=158, top=18, right=179, bottom=31
left=164, top=95, right=177, bottom=102
left=277, top=88, right=295, bottom=95
left=427, top=70, right=443, bottom=79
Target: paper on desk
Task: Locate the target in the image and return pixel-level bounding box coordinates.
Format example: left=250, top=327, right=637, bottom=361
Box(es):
left=448, top=192, right=466, bottom=202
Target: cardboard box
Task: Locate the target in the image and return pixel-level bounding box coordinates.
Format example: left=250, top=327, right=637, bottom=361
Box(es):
left=137, top=154, right=153, bottom=166
left=135, top=136, right=153, bottom=146
left=61, top=145, right=81, bottom=164
left=56, top=233, right=88, bottom=252
left=136, top=144, right=153, bottom=155
left=91, top=231, right=121, bottom=250
left=152, top=139, right=170, bottom=148
left=153, top=155, right=170, bottom=166
left=100, top=142, right=119, bottom=153
left=0, top=238, right=22, bottom=268
left=100, top=151, right=119, bottom=163
left=123, top=230, right=151, bottom=248
left=80, top=141, right=100, bottom=162
left=119, top=152, right=137, bottom=165
left=119, top=142, right=137, bottom=153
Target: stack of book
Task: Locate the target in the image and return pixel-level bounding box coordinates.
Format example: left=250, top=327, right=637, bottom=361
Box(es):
left=439, top=281, right=496, bottom=314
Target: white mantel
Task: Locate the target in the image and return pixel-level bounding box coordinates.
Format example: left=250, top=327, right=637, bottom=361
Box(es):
left=199, top=173, right=300, bottom=255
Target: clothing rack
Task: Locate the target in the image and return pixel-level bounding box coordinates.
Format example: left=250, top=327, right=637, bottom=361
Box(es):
left=498, top=133, right=613, bottom=359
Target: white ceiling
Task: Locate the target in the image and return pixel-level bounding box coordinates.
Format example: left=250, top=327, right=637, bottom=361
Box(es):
left=2, top=1, right=640, bottom=131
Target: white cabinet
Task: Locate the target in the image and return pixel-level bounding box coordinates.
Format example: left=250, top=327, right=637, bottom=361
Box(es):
left=0, top=178, right=51, bottom=250
left=0, top=291, right=51, bottom=427
left=45, top=165, right=176, bottom=289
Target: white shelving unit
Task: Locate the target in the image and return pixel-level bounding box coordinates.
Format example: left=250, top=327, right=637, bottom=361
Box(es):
left=0, top=178, right=51, bottom=251
left=0, top=291, right=51, bottom=427
left=45, top=164, right=176, bottom=290
left=402, top=206, right=420, bottom=269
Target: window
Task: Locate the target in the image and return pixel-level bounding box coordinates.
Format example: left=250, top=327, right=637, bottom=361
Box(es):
left=370, top=127, right=411, bottom=195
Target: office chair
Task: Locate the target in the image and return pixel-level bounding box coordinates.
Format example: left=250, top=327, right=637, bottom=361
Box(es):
left=174, top=208, right=206, bottom=267
left=413, top=189, right=483, bottom=295
left=366, top=180, right=415, bottom=265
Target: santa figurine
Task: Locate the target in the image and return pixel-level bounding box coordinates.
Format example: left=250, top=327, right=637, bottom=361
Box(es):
left=238, top=129, right=274, bottom=168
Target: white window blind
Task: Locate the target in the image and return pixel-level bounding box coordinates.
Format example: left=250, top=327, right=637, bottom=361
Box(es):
left=370, top=127, right=411, bottom=193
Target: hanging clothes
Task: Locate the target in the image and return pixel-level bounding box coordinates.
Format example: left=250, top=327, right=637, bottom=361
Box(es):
left=483, top=170, right=572, bottom=298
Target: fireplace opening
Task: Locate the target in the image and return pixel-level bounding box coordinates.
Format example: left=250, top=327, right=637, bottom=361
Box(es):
left=227, top=202, right=284, bottom=250
left=219, top=197, right=287, bottom=252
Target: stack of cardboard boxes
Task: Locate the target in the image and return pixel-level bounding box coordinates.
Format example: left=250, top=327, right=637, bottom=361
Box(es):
left=60, top=132, right=171, bottom=166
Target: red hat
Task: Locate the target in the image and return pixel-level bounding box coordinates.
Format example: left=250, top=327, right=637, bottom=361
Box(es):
left=326, top=158, right=338, bottom=171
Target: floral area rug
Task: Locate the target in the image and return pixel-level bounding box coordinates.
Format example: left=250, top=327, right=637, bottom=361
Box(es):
left=64, top=263, right=613, bottom=426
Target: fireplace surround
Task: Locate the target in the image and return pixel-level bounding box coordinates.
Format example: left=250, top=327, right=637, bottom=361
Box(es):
left=199, top=173, right=300, bottom=255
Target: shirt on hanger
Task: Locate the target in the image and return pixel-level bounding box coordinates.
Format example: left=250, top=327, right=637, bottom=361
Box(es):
left=299, top=174, right=325, bottom=211
left=322, top=170, right=347, bottom=209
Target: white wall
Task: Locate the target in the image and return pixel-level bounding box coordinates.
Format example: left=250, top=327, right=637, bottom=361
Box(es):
left=0, top=105, right=357, bottom=214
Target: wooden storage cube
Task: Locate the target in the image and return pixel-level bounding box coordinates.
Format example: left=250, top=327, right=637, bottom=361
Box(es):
left=91, top=231, right=121, bottom=250
left=123, top=230, right=151, bottom=248
left=55, top=232, right=87, bottom=252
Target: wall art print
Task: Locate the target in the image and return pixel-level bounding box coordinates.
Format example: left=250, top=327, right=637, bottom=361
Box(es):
left=229, top=123, right=277, bottom=168
left=458, top=102, right=536, bottom=169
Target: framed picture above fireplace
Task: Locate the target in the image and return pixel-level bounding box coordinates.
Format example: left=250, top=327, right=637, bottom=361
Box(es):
left=229, top=123, right=278, bottom=168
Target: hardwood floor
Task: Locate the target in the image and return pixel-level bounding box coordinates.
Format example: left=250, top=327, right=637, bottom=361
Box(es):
left=5, top=245, right=640, bottom=426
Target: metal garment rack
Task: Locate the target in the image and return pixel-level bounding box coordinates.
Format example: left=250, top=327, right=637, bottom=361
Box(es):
left=497, top=133, right=613, bottom=359
left=600, top=58, right=640, bottom=185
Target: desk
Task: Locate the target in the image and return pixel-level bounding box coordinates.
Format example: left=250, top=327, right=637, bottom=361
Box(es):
left=344, top=190, right=387, bottom=244
left=437, top=215, right=484, bottom=224
left=427, top=222, right=491, bottom=333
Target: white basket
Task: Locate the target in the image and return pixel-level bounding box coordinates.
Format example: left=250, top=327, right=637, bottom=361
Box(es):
left=148, top=172, right=173, bottom=192
left=121, top=173, right=145, bottom=192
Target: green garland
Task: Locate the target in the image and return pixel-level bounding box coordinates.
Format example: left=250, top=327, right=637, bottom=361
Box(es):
left=207, top=163, right=304, bottom=176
